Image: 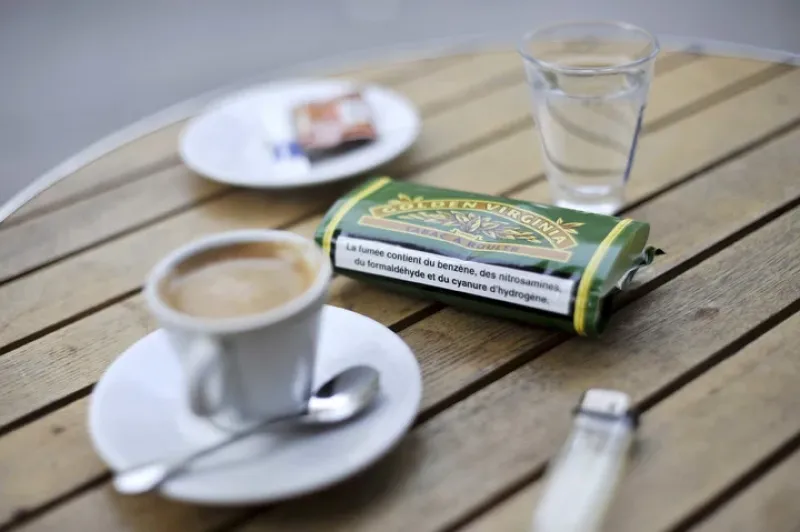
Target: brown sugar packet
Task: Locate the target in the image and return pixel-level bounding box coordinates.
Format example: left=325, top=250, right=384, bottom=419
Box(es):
left=292, top=91, right=377, bottom=156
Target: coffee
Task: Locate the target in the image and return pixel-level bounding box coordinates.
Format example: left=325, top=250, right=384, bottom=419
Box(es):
left=161, top=241, right=315, bottom=319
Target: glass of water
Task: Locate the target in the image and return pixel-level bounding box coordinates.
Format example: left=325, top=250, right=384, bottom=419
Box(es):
left=520, top=21, right=659, bottom=214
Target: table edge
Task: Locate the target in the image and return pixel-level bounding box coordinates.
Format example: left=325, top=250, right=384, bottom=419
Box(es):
left=2, top=35, right=797, bottom=226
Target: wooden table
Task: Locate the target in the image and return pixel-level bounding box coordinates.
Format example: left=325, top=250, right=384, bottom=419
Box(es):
left=1, top=48, right=799, bottom=532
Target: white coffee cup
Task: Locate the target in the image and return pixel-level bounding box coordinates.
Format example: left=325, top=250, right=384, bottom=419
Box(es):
left=144, top=230, right=332, bottom=430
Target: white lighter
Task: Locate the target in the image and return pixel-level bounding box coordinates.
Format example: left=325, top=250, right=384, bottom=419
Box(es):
left=532, top=389, right=638, bottom=532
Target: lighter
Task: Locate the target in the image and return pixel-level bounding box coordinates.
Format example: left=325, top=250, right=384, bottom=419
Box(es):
left=533, top=389, right=638, bottom=532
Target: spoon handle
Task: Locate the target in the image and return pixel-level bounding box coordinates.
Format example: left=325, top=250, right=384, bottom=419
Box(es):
left=113, top=413, right=297, bottom=495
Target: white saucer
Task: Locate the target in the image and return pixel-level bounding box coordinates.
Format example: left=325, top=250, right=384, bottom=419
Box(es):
left=179, top=79, right=421, bottom=189
left=88, top=305, right=422, bottom=505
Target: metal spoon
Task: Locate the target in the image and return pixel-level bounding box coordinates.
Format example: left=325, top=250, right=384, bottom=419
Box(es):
left=113, top=365, right=380, bottom=495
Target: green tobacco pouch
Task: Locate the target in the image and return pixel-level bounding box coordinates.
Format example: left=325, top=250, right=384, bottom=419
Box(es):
left=314, top=177, right=662, bottom=337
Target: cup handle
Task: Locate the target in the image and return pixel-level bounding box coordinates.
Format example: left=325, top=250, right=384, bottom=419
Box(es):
left=186, top=337, right=225, bottom=418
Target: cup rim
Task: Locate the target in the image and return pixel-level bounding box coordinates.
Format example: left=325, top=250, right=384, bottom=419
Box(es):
left=518, top=20, right=660, bottom=75
left=144, top=229, right=331, bottom=334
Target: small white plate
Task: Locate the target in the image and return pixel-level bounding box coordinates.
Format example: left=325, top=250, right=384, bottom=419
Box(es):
left=88, top=305, right=422, bottom=505
left=179, top=79, right=421, bottom=188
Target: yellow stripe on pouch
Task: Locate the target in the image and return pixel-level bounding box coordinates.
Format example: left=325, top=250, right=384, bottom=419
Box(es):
left=321, top=177, right=392, bottom=255
left=573, top=218, right=632, bottom=336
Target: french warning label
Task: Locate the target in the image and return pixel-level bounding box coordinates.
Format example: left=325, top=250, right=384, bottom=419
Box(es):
left=334, top=236, right=575, bottom=316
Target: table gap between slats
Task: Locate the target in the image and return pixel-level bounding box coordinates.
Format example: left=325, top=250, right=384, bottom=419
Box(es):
left=0, top=55, right=788, bottom=436
left=0, top=56, right=792, bottom=422
left=1, top=52, right=800, bottom=528
left=0, top=52, right=466, bottom=227
left=1, top=49, right=535, bottom=229
left=673, top=423, right=800, bottom=532
left=224, top=208, right=800, bottom=532
left=0, top=56, right=792, bottom=438
left=223, top=123, right=800, bottom=532
left=0, top=51, right=526, bottom=272
left=14, top=189, right=798, bottom=532
left=459, top=306, right=800, bottom=532
left=2, top=50, right=700, bottom=229
left=690, top=436, right=800, bottom=532
left=0, top=54, right=781, bottom=362
left=0, top=58, right=792, bottom=392
left=0, top=51, right=696, bottom=286
left=4, top=89, right=800, bottom=528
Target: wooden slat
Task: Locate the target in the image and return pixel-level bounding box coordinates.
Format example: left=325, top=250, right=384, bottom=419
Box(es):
left=3, top=122, right=186, bottom=226
left=513, top=66, right=800, bottom=206
left=461, top=482, right=543, bottom=532
left=4, top=117, right=800, bottom=529
left=0, top=50, right=693, bottom=284
left=4, top=50, right=697, bottom=248
left=0, top=56, right=778, bottom=353
left=640, top=54, right=782, bottom=130
left=396, top=51, right=522, bottom=113
left=231, top=212, right=800, bottom=532
left=0, top=52, right=788, bottom=524
left=0, top=53, right=524, bottom=283
left=601, top=313, right=800, bottom=532
left=14, top=200, right=800, bottom=532
left=328, top=52, right=465, bottom=85
left=206, top=58, right=800, bottom=350
left=393, top=51, right=730, bottom=169
left=694, top=447, right=800, bottom=532
left=0, top=56, right=527, bottom=286
left=0, top=163, right=225, bottom=279
left=463, top=313, right=800, bottom=532
left=3, top=53, right=465, bottom=225
left=416, top=124, right=800, bottom=416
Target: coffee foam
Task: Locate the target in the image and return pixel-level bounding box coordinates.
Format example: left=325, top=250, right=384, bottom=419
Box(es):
left=160, top=241, right=316, bottom=319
